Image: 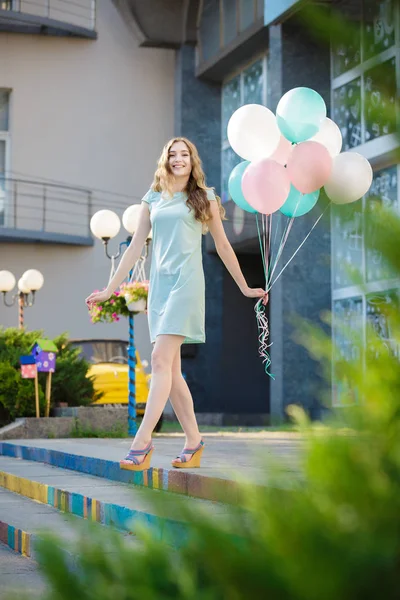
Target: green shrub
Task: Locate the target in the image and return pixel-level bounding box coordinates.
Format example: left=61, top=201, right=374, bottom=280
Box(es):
left=0, top=361, right=44, bottom=422
left=50, top=333, right=103, bottom=408
left=0, top=329, right=101, bottom=424
left=0, top=327, right=42, bottom=369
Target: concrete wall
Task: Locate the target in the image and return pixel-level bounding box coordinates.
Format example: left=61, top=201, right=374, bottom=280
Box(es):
left=0, top=0, right=175, bottom=363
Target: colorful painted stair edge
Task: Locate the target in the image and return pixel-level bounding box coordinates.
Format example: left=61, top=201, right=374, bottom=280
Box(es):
left=0, top=442, right=242, bottom=504
left=0, top=520, right=32, bottom=557
left=0, top=470, right=188, bottom=547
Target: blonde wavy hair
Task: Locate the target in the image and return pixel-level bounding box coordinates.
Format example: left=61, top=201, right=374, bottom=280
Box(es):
left=152, top=137, right=226, bottom=233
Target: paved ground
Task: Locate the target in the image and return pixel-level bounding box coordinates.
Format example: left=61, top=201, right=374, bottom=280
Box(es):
left=0, top=433, right=304, bottom=596
left=0, top=455, right=230, bottom=520
left=0, top=542, right=46, bottom=597
left=6, top=432, right=303, bottom=484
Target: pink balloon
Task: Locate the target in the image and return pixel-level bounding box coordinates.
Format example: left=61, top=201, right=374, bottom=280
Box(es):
left=270, top=135, right=293, bottom=166
left=287, top=141, right=332, bottom=194
left=242, top=159, right=291, bottom=215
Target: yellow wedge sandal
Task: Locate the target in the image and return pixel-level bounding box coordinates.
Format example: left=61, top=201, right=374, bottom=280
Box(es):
left=120, top=441, right=154, bottom=471
left=172, top=439, right=205, bottom=469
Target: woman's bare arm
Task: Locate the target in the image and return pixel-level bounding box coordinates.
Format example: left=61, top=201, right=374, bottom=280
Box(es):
left=207, top=201, right=268, bottom=303
left=86, top=203, right=151, bottom=306
left=105, top=203, right=152, bottom=295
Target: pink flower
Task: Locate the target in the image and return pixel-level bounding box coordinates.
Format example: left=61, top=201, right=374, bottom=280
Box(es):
left=110, top=299, right=115, bottom=304
left=114, top=291, right=120, bottom=297
left=98, top=306, right=102, bottom=311
left=112, top=312, right=118, bottom=319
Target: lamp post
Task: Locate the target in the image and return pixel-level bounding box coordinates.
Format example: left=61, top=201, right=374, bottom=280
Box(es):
left=0, top=269, right=44, bottom=329
left=90, top=206, right=152, bottom=437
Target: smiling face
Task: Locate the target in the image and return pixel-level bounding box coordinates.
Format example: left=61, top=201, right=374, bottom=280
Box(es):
left=168, top=140, right=192, bottom=180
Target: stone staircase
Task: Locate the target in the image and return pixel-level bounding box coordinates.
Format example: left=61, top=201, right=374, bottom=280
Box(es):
left=0, top=446, right=229, bottom=597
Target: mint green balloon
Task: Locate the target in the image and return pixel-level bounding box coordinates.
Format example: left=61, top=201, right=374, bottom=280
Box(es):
left=277, top=87, right=326, bottom=143
left=280, top=185, right=320, bottom=218
left=228, top=161, right=257, bottom=213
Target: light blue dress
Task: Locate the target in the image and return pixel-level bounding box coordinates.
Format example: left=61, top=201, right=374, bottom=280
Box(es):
left=142, top=188, right=216, bottom=345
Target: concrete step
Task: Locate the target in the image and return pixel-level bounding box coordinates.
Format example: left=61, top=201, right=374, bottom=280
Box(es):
left=0, top=486, right=139, bottom=557
left=0, top=455, right=228, bottom=546
left=0, top=439, right=248, bottom=504
left=0, top=484, right=142, bottom=597
left=0, top=541, right=46, bottom=597
left=0, top=436, right=302, bottom=504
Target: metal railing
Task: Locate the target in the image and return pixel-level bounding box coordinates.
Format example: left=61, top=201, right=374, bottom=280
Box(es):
left=0, top=177, right=93, bottom=239
left=0, top=0, right=96, bottom=31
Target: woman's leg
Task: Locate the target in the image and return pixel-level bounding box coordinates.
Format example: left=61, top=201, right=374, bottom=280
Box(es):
left=169, top=350, right=202, bottom=463
left=126, top=334, right=184, bottom=456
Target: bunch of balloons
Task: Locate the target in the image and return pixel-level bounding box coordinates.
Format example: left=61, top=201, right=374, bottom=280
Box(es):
left=227, top=87, right=373, bottom=217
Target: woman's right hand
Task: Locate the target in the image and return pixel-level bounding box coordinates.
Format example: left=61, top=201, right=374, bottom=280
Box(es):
left=85, top=289, right=111, bottom=308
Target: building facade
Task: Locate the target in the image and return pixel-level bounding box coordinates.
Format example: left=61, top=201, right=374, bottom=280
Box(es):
left=1, top=0, right=398, bottom=422
left=0, top=0, right=175, bottom=364
left=111, top=0, right=399, bottom=422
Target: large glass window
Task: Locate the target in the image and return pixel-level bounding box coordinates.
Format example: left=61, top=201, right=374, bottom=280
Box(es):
left=331, top=0, right=399, bottom=406
left=221, top=56, right=267, bottom=202
left=332, top=0, right=397, bottom=150
left=332, top=165, right=399, bottom=405
left=0, top=90, right=10, bottom=228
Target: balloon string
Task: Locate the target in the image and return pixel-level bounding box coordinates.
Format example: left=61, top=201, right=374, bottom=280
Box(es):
left=263, top=214, right=268, bottom=279
left=268, top=193, right=303, bottom=283
left=256, top=214, right=274, bottom=379
left=268, top=217, right=295, bottom=283
left=265, top=214, right=272, bottom=288
left=256, top=215, right=268, bottom=281
left=268, top=215, right=293, bottom=282
left=255, top=201, right=330, bottom=378
left=255, top=298, right=275, bottom=379
left=266, top=203, right=331, bottom=293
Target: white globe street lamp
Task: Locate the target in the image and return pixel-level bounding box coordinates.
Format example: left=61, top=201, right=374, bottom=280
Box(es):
left=122, top=205, right=141, bottom=235
left=22, top=269, right=45, bottom=292
left=0, top=268, right=44, bottom=329
left=18, top=278, right=31, bottom=294
left=0, top=270, right=16, bottom=293
left=90, top=203, right=152, bottom=436
left=122, top=205, right=153, bottom=240
left=90, top=210, right=121, bottom=241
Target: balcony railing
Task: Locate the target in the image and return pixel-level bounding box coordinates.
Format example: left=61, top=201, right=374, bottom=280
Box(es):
left=0, top=177, right=93, bottom=245
left=0, top=0, right=96, bottom=37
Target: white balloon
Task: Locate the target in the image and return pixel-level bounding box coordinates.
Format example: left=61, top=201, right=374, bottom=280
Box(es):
left=309, top=118, right=342, bottom=157
left=324, top=152, right=373, bottom=205
left=227, top=104, right=281, bottom=162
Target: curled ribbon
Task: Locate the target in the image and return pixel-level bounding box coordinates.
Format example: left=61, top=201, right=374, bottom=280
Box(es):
left=255, top=298, right=275, bottom=380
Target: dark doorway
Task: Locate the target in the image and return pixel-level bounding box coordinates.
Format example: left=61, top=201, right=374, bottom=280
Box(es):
left=220, top=252, right=270, bottom=419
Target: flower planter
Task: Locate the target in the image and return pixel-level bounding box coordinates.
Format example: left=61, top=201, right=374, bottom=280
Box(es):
left=125, top=297, right=147, bottom=313
left=88, top=282, right=149, bottom=324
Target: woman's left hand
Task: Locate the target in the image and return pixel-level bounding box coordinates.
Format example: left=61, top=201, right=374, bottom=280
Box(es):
left=242, top=286, right=269, bottom=305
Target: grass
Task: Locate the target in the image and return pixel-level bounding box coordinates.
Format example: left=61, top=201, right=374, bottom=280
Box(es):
left=158, top=421, right=296, bottom=434
left=71, top=421, right=128, bottom=438
left=69, top=418, right=296, bottom=438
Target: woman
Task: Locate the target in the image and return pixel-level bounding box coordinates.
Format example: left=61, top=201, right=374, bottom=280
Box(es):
left=86, top=138, right=268, bottom=471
